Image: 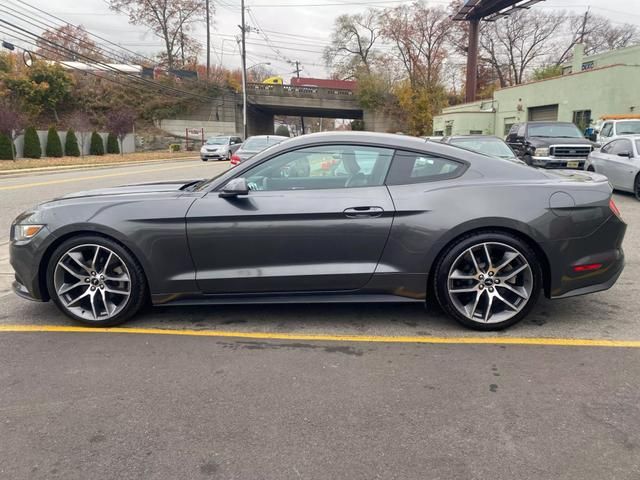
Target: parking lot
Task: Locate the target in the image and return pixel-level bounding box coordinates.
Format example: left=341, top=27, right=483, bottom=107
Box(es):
left=1, top=160, right=639, bottom=479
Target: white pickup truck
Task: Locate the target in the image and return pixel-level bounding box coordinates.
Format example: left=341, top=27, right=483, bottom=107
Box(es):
left=596, top=117, right=640, bottom=144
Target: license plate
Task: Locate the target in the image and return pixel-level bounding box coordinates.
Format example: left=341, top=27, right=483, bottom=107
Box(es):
left=567, top=161, right=579, bottom=168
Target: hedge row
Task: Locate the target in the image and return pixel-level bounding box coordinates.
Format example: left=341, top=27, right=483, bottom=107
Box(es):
left=0, top=128, right=114, bottom=160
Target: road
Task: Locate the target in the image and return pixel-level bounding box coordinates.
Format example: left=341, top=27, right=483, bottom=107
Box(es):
left=0, top=159, right=639, bottom=479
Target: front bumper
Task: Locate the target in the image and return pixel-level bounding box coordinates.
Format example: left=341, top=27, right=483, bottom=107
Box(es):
left=9, top=228, right=54, bottom=302
left=200, top=151, right=228, bottom=160
left=532, top=156, right=587, bottom=169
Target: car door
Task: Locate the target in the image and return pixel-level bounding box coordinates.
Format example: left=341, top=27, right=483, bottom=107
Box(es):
left=186, top=144, right=396, bottom=294
left=607, top=138, right=637, bottom=192
left=506, top=124, right=525, bottom=157
left=230, top=137, right=242, bottom=154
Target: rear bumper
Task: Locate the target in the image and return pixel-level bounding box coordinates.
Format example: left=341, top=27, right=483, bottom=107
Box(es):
left=545, top=215, right=627, bottom=299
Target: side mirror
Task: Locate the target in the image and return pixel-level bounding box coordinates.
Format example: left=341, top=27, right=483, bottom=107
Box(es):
left=618, top=151, right=633, bottom=158
left=219, top=177, right=249, bottom=198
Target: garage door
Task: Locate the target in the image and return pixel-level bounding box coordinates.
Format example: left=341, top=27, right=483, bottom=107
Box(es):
left=528, top=104, right=559, bottom=121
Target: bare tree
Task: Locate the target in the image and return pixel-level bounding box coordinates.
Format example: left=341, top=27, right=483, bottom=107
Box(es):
left=106, top=109, right=136, bottom=157
left=479, top=10, right=565, bottom=86
left=0, top=101, right=25, bottom=161
left=380, top=3, right=452, bottom=87
left=67, top=111, right=92, bottom=159
left=109, top=0, right=205, bottom=70
left=324, top=10, right=382, bottom=79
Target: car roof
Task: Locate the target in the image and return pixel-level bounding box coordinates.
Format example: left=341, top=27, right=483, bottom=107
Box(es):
left=245, top=135, right=289, bottom=140
left=446, top=135, right=504, bottom=140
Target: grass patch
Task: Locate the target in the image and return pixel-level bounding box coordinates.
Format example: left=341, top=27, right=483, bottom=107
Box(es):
left=0, top=151, right=197, bottom=171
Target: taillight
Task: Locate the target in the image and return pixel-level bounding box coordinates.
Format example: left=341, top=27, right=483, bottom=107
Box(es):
left=609, top=198, right=622, bottom=219
left=573, top=263, right=603, bottom=273
left=230, top=154, right=240, bottom=165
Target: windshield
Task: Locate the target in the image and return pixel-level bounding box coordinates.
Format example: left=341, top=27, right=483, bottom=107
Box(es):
left=527, top=123, right=583, bottom=138
left=449, top=137, right=515, bottom=158
left=242, top=136, right=287, bottom=151
left=206, top=137, right=229, bottom=145
left=617, top=121, right=640, bottom=135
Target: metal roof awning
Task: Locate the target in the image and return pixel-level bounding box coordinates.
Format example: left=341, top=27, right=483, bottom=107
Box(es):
left=453, top=0, right=544, bottom=21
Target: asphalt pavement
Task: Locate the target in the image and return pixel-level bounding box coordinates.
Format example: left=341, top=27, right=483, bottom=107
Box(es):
left=1, top=159, right=639, bottom=479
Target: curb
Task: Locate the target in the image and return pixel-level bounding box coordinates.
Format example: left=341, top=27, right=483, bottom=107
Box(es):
left=0, top=156, right=200, bottom=178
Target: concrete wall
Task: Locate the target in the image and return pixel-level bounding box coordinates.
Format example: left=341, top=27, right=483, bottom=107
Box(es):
left=13, top=131, right=134, bottom=158
left=563, top=44, right=640, bottom=73
left=434, top=64, right=640, bottom=138
left=156, top=119, right=239, bottom=138
left=362, top=110, right=403, bottom=133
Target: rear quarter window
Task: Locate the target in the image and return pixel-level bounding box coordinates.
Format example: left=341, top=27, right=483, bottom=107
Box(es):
left=386, top=151, right=467, bottom=185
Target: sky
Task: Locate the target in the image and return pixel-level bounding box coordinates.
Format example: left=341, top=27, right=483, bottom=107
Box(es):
left=2, top=0, right=640, bottom=79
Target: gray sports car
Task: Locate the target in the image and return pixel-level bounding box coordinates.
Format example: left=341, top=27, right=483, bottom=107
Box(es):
left=585, top=135, right=640, bottom=200
left=10, top=132, right=626, bottom=330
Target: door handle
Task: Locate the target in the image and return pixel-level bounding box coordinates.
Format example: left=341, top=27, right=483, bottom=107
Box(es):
left=343, top=206, right=384, bottom=218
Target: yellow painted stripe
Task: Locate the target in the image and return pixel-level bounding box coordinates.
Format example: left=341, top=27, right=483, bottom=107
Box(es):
left=0, top=324, right=639, bottom=348
left=0, top=163, right=205, bottom=191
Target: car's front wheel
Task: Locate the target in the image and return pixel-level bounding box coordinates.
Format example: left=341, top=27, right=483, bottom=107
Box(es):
left=47, top=235, right=147, bottom=327
left=635, top=174, right=640, bottom=201
left=434, top=232, right=542, bottom=330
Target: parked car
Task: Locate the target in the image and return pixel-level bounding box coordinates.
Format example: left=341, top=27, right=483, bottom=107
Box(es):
left=10, top=132, right=626, bottom=331
left=596, top=117, right=640, bottom=145
left=506, top=121, right=594, bottom=169
left=585, top=135, right=640, bottom=200
left=230, top=135, right=289, bottom=166
left=441, top=135, right=523, bottom=164
left=200, top=135, right=243, bottom=161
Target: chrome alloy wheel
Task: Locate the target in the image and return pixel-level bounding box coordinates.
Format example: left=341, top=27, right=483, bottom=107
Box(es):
left=447, top=242, right=533, bottom=324
left=53, top=244, right=131, bottom=321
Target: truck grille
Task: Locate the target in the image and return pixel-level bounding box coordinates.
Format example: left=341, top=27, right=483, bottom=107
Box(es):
left=550, top=145, right=591, bottom=158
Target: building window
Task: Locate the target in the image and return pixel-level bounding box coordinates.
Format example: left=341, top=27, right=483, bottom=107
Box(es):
left=504, top=117, right=516, bottom=136
left=433, top=130, right=444, bottom=136
left=573, top=110, right=592, bottom=131
left=445, top=123, right=453, bottom=136
left=470, top=130, right=483, bottom=135
left=581, top=61, right=594, bottom=71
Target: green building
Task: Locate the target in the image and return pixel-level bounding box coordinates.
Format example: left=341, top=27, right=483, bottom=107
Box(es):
left=433, top=44, right=640, bottom=137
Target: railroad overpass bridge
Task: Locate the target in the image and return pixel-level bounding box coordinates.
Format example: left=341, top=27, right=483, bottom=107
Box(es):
left=244, top=83, right=392, bottom=135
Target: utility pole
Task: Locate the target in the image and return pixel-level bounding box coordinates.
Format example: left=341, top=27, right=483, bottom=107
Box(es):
left=240, top=0, right=248, bottom=139
left=293, top=60, right=305, bottom=134
left=205, top=0, right=210, bottom=80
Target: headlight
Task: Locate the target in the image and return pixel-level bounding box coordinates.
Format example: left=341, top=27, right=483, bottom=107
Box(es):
left=200, top=146, right=207, bottom=153
left=14, top=224, right=44, bottom=241
left=534, top=147, right=549, bottom=157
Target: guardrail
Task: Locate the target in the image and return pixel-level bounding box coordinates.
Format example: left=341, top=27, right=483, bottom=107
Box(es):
left=246, top=83, right=356, bottom=100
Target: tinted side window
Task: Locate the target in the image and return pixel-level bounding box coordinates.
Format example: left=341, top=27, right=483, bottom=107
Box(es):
left=600, top=141, right=614, bottom=154
left=244, top=144, right=394, bottom=191
left=611, top=139, right=632, bottom=156
left=386, top=151, right=466, bottom=186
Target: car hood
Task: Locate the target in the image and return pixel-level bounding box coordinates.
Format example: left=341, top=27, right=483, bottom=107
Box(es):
left=528, top=137, right=593, bottom=147
left=58, top=179, right=202, bottom=200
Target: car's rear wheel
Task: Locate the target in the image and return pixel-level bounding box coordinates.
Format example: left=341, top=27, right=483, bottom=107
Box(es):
left=635, top=174, right=640, bottom=201
left=434, top=232, right=542, bottom=330
left=47, top=235, right=147, bottom=327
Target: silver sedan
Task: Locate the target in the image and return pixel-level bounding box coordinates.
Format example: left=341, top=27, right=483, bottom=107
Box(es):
left=585, top=135, right=640, bottom=200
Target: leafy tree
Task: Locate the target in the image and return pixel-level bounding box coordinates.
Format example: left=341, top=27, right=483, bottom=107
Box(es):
left=108, top=0, right=206, bottom=69
left=65, top=128, right=81, bottom=157
left=106, top=132, right=120, bottom=154
left=275, top=125, right=290, bottom=137
left=533, top=65, right=563, bottom=81
left=36, top=24, right=104, bottom=62
left=45, top=126, right=63, bottom=157
left=105, top=109, right=136, bottom=156
left=89, top=131, right=104, bottom=155
left=23, top=127, right=42, bottom=159
left=392, top=81, right=447, bottom=136
left=351, top=119, right=365, bottom=131
left=0, top=134, right=14, bottom=160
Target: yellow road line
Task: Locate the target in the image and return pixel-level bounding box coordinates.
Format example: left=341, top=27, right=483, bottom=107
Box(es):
left=0, top=163, right=205, bottom=191
left=1, top=324, right=639, bottom=348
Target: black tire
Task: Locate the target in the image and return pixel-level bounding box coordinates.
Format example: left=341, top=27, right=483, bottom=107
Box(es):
left=587, top=166, right=595, bottom=172
left=635, top=174, right=640, bottom=201
left=433, top=231, right=542, bottom=331
left=523, top=155, right=533, bottom=166
left=201, top=158, right=208, bottom=162
left=46, top=235, right=147, bottom=327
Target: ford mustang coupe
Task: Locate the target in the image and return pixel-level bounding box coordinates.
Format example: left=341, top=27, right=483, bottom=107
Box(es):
left=10, top=132, right=626, bottom=330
